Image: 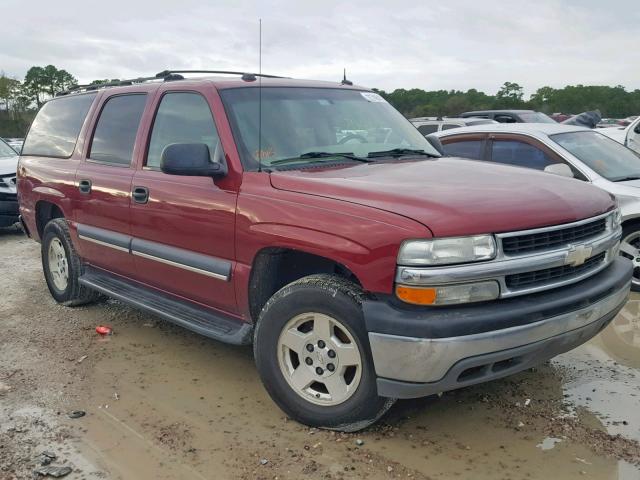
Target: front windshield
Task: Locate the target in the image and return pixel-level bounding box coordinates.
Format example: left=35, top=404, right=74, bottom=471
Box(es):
left=220, top=87, right=440, bottom=169
left=551, top=130, right=640, bottom=181
left=0, top=140, right=16, bottom=157
left=519, top=112, right=556, bottom=123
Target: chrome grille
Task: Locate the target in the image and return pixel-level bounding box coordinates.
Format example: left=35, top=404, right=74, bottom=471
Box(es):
left=396, top=212, right=621, bottom=299
left=501, top=218, right=606, bottom=255
left=505, top=252, right=606, bottom=289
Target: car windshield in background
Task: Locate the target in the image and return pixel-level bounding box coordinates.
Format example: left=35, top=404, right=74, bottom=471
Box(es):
left=551, top=131, right=640, bottom=181
left=519, top=112, right=556, bottom=123
left=220, top=87, right=440, bottom=169
left=0, top=140, right=16, bottom=157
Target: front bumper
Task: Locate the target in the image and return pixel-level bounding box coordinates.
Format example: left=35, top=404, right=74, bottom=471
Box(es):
left=364, top=257, right=632, bottom=399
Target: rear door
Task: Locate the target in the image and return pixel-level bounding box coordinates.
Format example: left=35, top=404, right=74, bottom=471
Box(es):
left=74, top=93, right=149, bottom=277
left=129, top=86, right=238, bottom=313
left=440, top=133, right=488, bottom=160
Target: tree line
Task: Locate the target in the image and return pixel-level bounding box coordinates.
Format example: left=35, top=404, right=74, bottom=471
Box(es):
left=375, top=82, right=640, bottom=119
left=1, top=66, right=640, bottom=138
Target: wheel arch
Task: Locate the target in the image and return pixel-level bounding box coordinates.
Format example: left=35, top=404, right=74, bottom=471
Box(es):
left=35, top=200, right=66, bottom=239
left=247, top=246, right=363, bottom=323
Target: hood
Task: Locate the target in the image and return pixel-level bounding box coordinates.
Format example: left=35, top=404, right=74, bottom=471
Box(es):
left=269, top=158, right=615, bottom=237
left=0, top=155, right=18, bottom=176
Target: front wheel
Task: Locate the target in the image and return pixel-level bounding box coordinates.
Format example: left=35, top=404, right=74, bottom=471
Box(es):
left=41, top=218, right=102, bottom=306
left=253, top=274, right=395, bottom=431
left=619, top=224, right=640, bottom=292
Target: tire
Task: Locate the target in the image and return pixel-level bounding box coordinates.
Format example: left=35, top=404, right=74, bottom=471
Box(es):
left=41, top=218, right=102, bottom=306
left=253, top=274, right=395, bottom=432
left=620, top=223, right=640, bottom=292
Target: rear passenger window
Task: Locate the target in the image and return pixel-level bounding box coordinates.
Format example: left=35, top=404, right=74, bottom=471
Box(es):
left=441, top=124, right=460, bottom=131
left=22, top=93, right=96, bottom=158
left=417, top=124, right=438, bottom=135
left=490, top=140, right=556, bottom=170
left=89, top=94, right=147, bottom=165
left=442, top=140, right=484, bottom=160
left=146, top=92, right=221, bottom=169
left=494, top=115, right=517, bottom=123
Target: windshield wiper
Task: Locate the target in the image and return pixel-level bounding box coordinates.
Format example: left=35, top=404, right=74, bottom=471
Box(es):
left=270, top=151, right=371, bottom=166
left=366, top=148, right=439, bottom=159
left=612, top=175, right=640, bottom=182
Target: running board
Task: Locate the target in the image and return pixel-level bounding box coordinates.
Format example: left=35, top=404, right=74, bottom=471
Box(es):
left=79, top=267, right=253, bottom=345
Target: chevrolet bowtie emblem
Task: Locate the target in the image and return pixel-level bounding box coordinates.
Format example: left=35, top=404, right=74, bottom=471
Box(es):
left=565, top=244, right=592, bottom=267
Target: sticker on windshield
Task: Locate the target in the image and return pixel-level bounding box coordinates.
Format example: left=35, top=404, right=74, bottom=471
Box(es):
left=360, top=92, right=386, bottom=103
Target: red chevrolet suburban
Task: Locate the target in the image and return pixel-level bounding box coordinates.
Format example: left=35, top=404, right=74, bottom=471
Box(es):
left=17, top=71, right=632, bottom=431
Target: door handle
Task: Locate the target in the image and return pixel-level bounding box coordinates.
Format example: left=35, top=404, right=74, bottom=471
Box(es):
left=132, top=186, right=149, bottom=204
left=78, top=179, right=92, bottom=194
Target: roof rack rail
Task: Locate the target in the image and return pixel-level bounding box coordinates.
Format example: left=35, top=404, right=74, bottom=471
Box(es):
left=155, top=69, right=287, bottom=80
left=55, top=69, right=287, bottom=97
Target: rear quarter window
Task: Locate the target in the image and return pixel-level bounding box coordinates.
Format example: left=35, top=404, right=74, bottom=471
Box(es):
left=22, top=94, right=96, bottom=158
left=417, top=124, right=438, bottom=135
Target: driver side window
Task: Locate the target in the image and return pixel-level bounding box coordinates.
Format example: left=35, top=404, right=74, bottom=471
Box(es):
left=147, top=92, right=221, bottom=169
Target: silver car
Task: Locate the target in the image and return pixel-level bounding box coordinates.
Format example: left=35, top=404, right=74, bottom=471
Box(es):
left=435, top=123, right=640, bottom=290
left=0, top=138, right=18, bottom=228
left=410, top=117, right=497, bottom=136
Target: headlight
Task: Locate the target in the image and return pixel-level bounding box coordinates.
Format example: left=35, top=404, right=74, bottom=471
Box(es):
left=397, top=235, right=496, bottom=266
left=609, top=208, right=622, bottom=230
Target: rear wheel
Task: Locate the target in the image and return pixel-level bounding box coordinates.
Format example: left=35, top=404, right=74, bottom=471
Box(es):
left=619, top=224, right=640, bottom=292
left=254, top=274, right=395, bottom=431
left=41, top=218, right=102, bottom=306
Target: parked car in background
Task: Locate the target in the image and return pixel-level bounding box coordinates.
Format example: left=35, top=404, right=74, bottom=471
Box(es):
left=409, top=117, right=497, bottom=136
left=618, top=116, right=638, bottom=127
left=460, top=110, right=556, bottom=124
left=597, top=118, right=621, bottom=128
left=0, top=138, right=19, bottom=228
left=18, top=72, right=630, bottom=431
left=3, top=138, right=24, bottom=153
left=435, top=123, right=640, bottom=290
left=599, top=116, right=640, bottom=155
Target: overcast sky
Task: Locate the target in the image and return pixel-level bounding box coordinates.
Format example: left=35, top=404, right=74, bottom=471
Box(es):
left=2, top=0, right=639, bottom=96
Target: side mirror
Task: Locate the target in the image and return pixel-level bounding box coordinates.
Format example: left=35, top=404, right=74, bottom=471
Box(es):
left=544, top=163, right=574, bottom=178
left=634, top=123, right=640, bottom=134
left=160, top=143, right=227, bottom=177
left=425, top=134, right=445, bottom=156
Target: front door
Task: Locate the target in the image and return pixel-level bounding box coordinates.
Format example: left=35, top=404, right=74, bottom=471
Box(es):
left=130, top=88, right=238, bottom=313
left=626, top=119, right=640, bottom=154
left=74, top=93, right=149, bottom=277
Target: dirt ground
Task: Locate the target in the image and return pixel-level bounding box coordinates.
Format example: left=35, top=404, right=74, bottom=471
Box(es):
left=1, top=228, right=639, bottom=480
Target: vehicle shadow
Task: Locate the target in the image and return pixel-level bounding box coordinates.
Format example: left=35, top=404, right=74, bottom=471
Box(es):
left=0, top=224, right=24, bottom=236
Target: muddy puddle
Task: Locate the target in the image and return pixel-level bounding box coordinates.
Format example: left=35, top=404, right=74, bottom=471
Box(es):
left=1, top=232, right=639, bottom=479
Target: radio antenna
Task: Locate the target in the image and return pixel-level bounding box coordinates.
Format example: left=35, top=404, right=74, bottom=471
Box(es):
left=257, top=18, right=263, bottom=173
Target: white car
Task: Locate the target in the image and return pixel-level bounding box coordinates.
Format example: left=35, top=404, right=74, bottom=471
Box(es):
left=434, top=123, right=640, bottom=290
left=409, top=117, right=497, bottom=136
left=0, top=138, right=18, bottom=228
left=599, top=116, right=640, bottom=154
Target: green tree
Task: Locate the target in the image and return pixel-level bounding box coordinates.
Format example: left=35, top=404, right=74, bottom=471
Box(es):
left=495, top=81, right=524, bottom=107
left=0, top=73, right=21, bottom=112
left=23, top=65, right=77, bottom=107
left=41, top=65, right=77, bottom=97
left=23, top=66, right=45, bottom=107
left=89, top=78, right=120, bottom=85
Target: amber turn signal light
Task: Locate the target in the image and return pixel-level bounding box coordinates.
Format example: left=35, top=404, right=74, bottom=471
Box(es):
left=395, top=285, right=437, bottom=305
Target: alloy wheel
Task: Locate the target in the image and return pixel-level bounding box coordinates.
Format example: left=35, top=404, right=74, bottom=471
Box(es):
left=277, top=312, right=362, bottom=406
